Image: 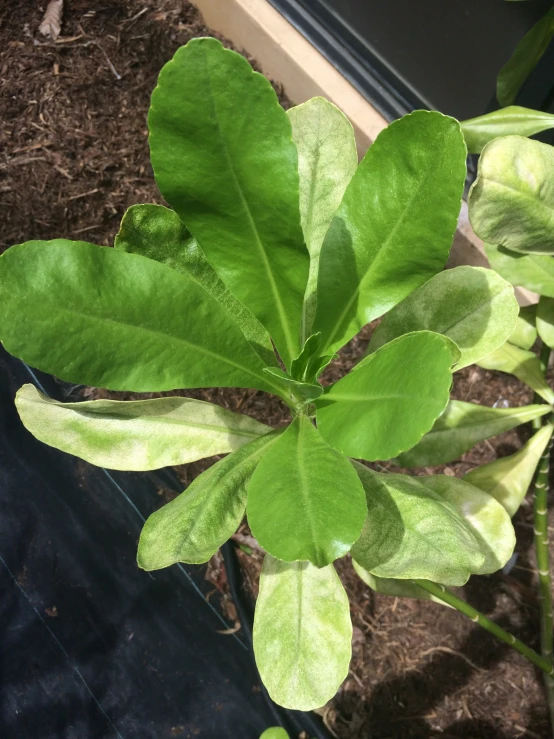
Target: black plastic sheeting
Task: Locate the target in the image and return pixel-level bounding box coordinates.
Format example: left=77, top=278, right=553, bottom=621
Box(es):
left=0, top=347, right=330, bottom=739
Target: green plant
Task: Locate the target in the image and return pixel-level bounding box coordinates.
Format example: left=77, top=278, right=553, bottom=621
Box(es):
left=0, top=39, right=525, bottom=710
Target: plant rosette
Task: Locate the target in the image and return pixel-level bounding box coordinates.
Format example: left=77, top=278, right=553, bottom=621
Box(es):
left=0, top=39, right=521, bottom=711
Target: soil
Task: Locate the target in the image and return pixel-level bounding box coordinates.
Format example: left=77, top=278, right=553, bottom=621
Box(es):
left=1, top=2, right=552, bottom=738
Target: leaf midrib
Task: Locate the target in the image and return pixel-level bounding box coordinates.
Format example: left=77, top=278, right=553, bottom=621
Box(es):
left=357, top=471, right=478, bottom=572
left=374, top=286, right=508, bottom=353
left=483, top=174, right=554, bottom=219
left=204, top=54, right=297, bottom=363
left=433, top=406, right=546, bottom=436
left=37, top=399, right=267, bottom=440
left=300, top=134, right=322, bottom=344
left=51, top=302, right=274, bottom=391
left=296, top=420, right=320, bottom=563
left=322, top=146, right=442, bottom=352
left=430, top=289, right=507, bottom=338
left=291, top=563, right=305, bottom=691
left=177, top=434, right=278, bottom=551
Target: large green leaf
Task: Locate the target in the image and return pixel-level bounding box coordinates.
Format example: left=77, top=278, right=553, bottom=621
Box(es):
left=461, top=106, right=554, bottom=154
left=287, top=97, right=357, bottom=341
left=421, top=476, right=515, bottom=575
left=138, top=433, right=279, bottom=568
left=15, top=383, right=270, bottom=471
left=464, top=423, right=554, bottom=517
left=478, top=341, right=554, bottom=404
left=312, top=110, right=467, bottom=354
left=537, top=296, right=554, bottom=348
left=148, top=38, right=309, bottom=367
left=247, top=414, right=366, bottom=567
left=485, top=244, right=554, bottom=298
left=497, top=9, right=554, bottom=106
left=115, top=204, right=276, bottom=366
left=367, top=266, right=518, bottom=370
left=0, top=241, right=280, bottom=394
left=253, top=555, right=352, bottom=710
left=509, top=304, right=537, bottom=350
left=316, top=331, right=455, bottom=461
left=352, top=561, right=450, bottom=607
left=350, top=465, right=485, bottom=586
left=395, top=399, right=550, bottom=468
left=469, top=136, right=554, bottom=256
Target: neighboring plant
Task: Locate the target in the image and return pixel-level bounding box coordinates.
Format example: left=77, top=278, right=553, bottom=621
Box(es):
left=496, top=5, right=554, bottom=106
left=468, top=130, right=554, bottom=729
left=359, top=116, right=554, bottom=727
left=0, top=38, right=531, bottom=711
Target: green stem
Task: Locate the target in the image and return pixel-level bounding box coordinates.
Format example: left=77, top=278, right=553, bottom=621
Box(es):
left=532, top=420, right=554, bottom=731
left=529, top=340, right=554, bottom=731
left=412, top=579, right=554, bottom=675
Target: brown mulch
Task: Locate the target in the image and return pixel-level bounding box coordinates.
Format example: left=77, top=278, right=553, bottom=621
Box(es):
left=0, top=2, right=551, bottom=738
left=0, top=0, right=289, bottom=253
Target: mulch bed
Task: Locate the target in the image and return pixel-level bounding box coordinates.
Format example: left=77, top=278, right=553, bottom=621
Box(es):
left=1, top=2, right=551, bottom=737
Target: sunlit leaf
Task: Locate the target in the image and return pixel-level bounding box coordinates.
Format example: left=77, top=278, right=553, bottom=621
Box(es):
left=464, top=423, right=554, bottom=516
left=350, top=464, right=484, bottom=586
left=421, top=476, right=515, bottom=575
left=509, top=304, right=537, bottom=350
left=149, top=38, right=309, bottom=367
left=461, top=106, right=554, bottom=153
left=367, top=266, right=518, bottom=370
left=395, top=399, right=550, bottom=468
left=485, top=244, right=554, bottom=298
left=312, top=110, right=467, bottom=354
left=478, top=341, right=554, bottom=404
left=15, top=383, right=270, bottom=471
left=138, top=433, right=279, bottom=568
left=497, top=9, right=554, bottom=106
left=247, top=414, right=366, bottom=567
left=288, top=98, right=357, bottom=340
left=115, top=204, right=276, bottom=366
left=253, top=555, right=352, bottom=710
left=316, top=332, right=455, bottom=461
left=0, top=240, right=279, bottom=394
left=469, top=136, right=554, bottom=255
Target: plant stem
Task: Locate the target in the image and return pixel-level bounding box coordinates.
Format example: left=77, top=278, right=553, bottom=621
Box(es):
left=529, top=340, right=554, bottom=731
left=412, top=579, right=554, bottom=675
left=532, top=423, right=554, bottom=731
